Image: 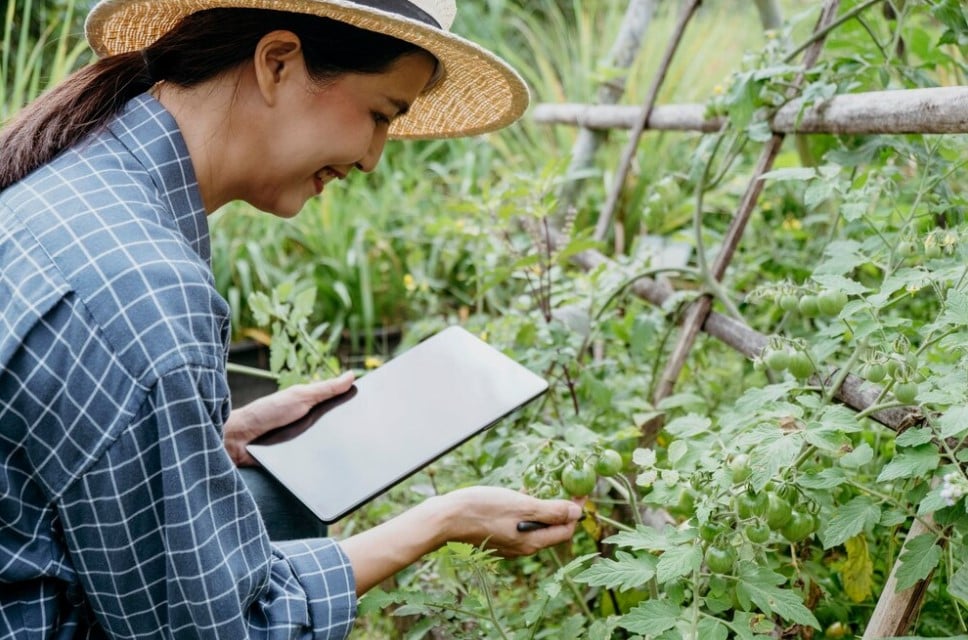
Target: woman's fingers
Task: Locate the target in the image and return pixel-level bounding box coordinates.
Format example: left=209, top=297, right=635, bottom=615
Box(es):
left=224, top=371, right=355, bottom=466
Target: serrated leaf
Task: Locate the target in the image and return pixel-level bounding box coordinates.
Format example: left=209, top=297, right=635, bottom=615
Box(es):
left=574, top=551, right=657, bottom=592
left=656, top=544, right=702, bottom=583
left=663, top=413, right=711, bottom=438
left=668, top=440, right=688, bottom=464
left=799, top=467, right=847, bottom=489
left=877, top=445, right=941, bottom=482
left=842, top=535, right=874, bottom=602
left=938, top=405, right=968, bottom=439
left=736, top=565, right=820, bottom=628
left=896, top=533, right=942, bottom=591
left=820, top=495, right=881, bottom=549
left=619, top=599, right=681, bottom=635
left=697, top=617, right=729, bottom=640
left=919, top=485, right=949, bottom=517
left=840, top=442, right=874, bottom=468
left=895, top=427, right=934, bottom=448
left=948, top=561, right=968, bottom=604
left=606, top=525, right=677, bottom=552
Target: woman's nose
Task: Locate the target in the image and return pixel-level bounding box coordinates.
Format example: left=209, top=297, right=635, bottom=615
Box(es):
left=356, top=130, right=388, bottom=173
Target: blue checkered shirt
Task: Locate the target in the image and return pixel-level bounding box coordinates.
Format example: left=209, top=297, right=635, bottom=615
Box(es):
left=0, top=94, right=356, bottom=639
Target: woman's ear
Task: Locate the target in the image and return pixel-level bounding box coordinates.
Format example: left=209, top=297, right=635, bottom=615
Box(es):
left=252, top=30, right=304, bottom=107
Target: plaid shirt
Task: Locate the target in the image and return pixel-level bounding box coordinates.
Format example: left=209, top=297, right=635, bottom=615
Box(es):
left=0, top=94, right=356, bottom=639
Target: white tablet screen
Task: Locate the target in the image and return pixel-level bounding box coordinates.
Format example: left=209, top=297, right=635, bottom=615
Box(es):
left=246, top=326, right=548, bottom=523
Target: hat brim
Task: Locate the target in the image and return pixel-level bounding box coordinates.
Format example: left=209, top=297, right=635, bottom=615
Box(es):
left=85, top=0, right=530, bottom=139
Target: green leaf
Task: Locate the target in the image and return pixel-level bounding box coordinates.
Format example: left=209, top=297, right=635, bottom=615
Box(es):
left=895, top=428, right=934, bottom=448
left=619, top=599, right=681, bottom=635
left=895, top=534, right=942, bottom=591
left=840, top=443, right=874, bottom=468
left=948, top=561, right=968, bottom=604
left=938, top=406, right=968, bottom=439
left=820, top=495, right=881, bottom=549
left=697, top=617, right=729, bottom=640
left=656, top=544, right=702, bottom=583
left=606, top=525, right=678, bottom=552
left=877, top=444, right=941, bottom=482
left=758, top=167, right=817, bottom=182
left=736, top=565, right=820, bottom=628
left=799, top=467, right=847, bottom=489
left=574, top=552, right=656, bottom=591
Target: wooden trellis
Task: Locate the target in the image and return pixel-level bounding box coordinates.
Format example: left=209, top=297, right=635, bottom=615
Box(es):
left=535, top=0, right=967, bottom=636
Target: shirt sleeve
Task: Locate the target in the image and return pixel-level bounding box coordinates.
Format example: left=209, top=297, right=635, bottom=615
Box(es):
left=55, top=363, right=357, bottom=639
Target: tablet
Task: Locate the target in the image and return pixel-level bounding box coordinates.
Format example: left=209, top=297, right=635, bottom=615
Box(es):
left=246, top=325, right=549, bottom=524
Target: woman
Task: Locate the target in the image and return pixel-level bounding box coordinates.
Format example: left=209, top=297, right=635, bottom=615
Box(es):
left=0, top=1, right=582, bottom=637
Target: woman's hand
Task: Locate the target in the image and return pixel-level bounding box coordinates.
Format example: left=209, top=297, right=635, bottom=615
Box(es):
left=223, top=372, right=355, bottom=466
left=340, top=486, right=583, bottom=595
left=430, top=486, right=584, bottom=557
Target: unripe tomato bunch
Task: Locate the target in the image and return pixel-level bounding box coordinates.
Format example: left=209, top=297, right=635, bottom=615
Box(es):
left=697, top=459, right=819, bottom=577
left=759, top=337, right=816, bottom=380
left=861, top=346, right=921, bottom=405
left=773, top=284, right=849, bottom=320
left=897, top=229, right=959, bottom=262
left=522, top=446, right=625, bottom=498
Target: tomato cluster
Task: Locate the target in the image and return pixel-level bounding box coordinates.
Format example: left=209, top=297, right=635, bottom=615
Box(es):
left=523, top=447, right=625, bottom=498
left=698, top=474, right=819, bottom=577
left=775, top=286, right=848, bottom=319
left=760, top=339, right=815, bottom=380
left=861, top=348, right=920, bottom=405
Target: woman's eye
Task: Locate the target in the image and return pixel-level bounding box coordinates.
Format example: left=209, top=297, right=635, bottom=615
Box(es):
left=372, top=112, right=391, bottom=125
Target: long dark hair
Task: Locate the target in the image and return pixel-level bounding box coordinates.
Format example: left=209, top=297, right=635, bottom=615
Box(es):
left=0, top=9, right=427, bottom=190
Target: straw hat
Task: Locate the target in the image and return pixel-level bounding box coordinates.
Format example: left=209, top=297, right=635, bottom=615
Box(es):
left=85, top=0, right=529, bottom=139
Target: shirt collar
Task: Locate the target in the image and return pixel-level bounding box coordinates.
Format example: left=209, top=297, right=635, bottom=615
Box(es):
left=108, top=93, right=211, bottom=263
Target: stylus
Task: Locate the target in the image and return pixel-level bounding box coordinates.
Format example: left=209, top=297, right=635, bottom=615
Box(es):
left=516, top=520, right=550, bottom=532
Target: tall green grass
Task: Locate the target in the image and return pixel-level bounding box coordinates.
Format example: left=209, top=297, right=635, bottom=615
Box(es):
left=1, top=0, right=89, bottom=121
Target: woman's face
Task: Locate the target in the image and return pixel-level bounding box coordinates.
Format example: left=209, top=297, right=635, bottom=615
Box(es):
left=246, top=51, right=436, bottom=217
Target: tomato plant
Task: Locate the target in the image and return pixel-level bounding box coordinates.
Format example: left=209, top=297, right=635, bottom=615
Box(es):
left=560, top=461, right=597, bottom=497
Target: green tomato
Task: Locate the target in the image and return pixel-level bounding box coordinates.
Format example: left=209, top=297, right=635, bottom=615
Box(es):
left=780, top=511, right=817, bottom=542
left=729, top=454, right=752, bottom=484
left=779, top=294, right=799, bottom=312
left=523, top=466, right=543, bottom=490
left=788, top=352, right=815, bottom=380
left=897, top=240, right=916, bottom=258
left=560, top=462, right=597, bottom=497
left=594, top=449, right=624, bottom=477
left=764, top=348, right=790, bottom=372
left=705, top=546, right=735, bottom=574
left=817, top=289, right=848, bottom=316
left=925, top=242, right=942, bottom=259
left=863, top=362, right=887, bottom=383
left=825, top=621, right=849, bottom=638
left=744, top=521, right=771, bottom=544
left=798, top=294, right=820, bottom=318
left=894, top=381, right=918, bottom=404
left=698, top=521, right=722, bottom=543
left=765, top=493, right=793, bottom=530
left=734, top=493, right=756, bottom=519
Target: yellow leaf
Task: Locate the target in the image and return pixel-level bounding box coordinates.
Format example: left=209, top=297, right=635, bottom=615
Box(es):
left=842, top=534, right=874, bottom=603
left=581, top=501, right=602, bottom=541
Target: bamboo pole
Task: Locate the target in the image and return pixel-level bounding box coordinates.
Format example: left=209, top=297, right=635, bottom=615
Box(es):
left=753, top=0, right=783, bottom=30
left=552, top=227, right=923, bottom=433
left=646, top=0, right=843, bottom=441
left=861, top=518, right=938, bottom=639
left=557, top=0, right=656, bottom=216
left=594, top=0, right=704, bottom=244
left=532, top=86, right=968, bottom=135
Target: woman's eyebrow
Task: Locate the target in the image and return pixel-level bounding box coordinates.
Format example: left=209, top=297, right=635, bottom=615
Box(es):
left=387, top=97, right=411, bottom=118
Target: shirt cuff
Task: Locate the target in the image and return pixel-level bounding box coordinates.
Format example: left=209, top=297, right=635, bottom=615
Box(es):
left=275, top=538, right=357, bottom=639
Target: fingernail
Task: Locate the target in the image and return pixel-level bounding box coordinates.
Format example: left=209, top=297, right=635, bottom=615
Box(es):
left=567, top=504, right=582, bottom=520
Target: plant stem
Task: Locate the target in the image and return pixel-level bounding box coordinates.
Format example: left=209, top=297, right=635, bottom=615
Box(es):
left=783, top=0, right=885, bottom=63
left=225, top=361, right=279, bottom=381
left=545, top=550, right=595, bottom=619
left=476, top=567, right=511, bottom=640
